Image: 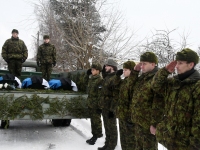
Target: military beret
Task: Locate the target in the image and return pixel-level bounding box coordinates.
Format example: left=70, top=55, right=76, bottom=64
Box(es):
left=43, top=35, right=50, bottom=39
left=140, top=52, right=158, bottom=64
left=176, top=48, right=199, bottom=64
left=105, top=59, right=118, bottom=67
left=123, top=60, right=136, bottom=70
left=12, top=29, right=19, bottom=34
left=91, top=63, right=102, bottom=72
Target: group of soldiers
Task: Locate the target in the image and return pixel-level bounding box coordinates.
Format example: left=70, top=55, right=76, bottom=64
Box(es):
left=86, top=49, right=200, bottom=150
left=2, top=29, right=200, bottom=150
left=1, top=29, right=56, bottom=81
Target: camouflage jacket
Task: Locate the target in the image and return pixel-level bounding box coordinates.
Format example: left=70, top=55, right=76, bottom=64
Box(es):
left=117, top=71, right=139, bottom=121
left=87, top=74, right=103, bottom=109
left=37, top=43, right=56, bottom=64
left=2, top=37, right=28, bottom=61
left=131, top=66, right=164, bottom=130
left=99, top=72, right=121, bottom=112
left=152, top=67, right=200, bottom=149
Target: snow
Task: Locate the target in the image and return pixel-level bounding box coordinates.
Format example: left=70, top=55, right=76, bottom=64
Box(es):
left=0, top=119, right=167, bottom=150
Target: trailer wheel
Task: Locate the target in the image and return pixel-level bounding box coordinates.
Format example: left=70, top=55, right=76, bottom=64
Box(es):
left=52, top=119, right=71, bottom=127
left=62, top=119, right=71, bottom=126
left=1, top=120, right=10, bottom=129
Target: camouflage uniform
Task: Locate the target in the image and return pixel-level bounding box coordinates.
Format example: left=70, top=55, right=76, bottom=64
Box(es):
left=117, top=71, right=138, bottom=150
left=1, top=36, right=28, bottom=77
left=152, top=67, right=200, bottom=150
left=99, top=72, right=121, bottom=150
left=131, top=66, right=164, bottom=150
left=37, top=43, right=56, bottom=81
left=87, top=74, right=103, bottom=138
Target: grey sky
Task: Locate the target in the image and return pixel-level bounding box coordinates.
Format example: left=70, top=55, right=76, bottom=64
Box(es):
left=0, top=0, right=200, bottom=59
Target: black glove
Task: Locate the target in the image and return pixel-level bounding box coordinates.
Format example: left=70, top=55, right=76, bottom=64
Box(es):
left=108, top=111, right=115, bottom=118
left=87, top=69, right=92, bottom=76
left=102, top=65, right=107, bottom=78
left=96, top=109, right=102, bottom=114
left=37, top=61, right=41, bottom=67
left=5, top=59, right=9, bottom=63
left=53, top=62, right=56, bottom=67
left=21, top=59, right=25, bottom=63
left=116, top=69, right=123, bottom=76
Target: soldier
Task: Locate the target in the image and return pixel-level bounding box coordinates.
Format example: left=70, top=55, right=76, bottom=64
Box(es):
left=130, top=52, right=164, bottom=150
left=37, top=35, right=56, bottom=81
left=86, top=63, right=103, bottom=145
left=98, top=59, right=121, bottom=150
left=1, top=29, right=28, bottom=77
left=151, top=48, right=200, bottom=150
left=117, top=60, right=139, bottom=150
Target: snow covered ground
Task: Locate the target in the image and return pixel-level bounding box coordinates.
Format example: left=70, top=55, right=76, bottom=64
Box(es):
left=0, top=119, right=167, bottom=150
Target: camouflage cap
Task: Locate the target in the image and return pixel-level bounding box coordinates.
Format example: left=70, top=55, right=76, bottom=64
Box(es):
left=176, top=48, right=199, bottom=64
left=12, top=29, right=19, bottom=34
left=123, top=60, right=136, bottom=70
left=140, top=52, right=158, bottom=64
left=43, top=35, right=50, bottom=39
left=105, top=59, right=118, bottom=67
left=91, top=63, right=102, bottom=72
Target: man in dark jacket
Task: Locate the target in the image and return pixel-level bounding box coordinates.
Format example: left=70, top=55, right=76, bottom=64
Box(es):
left=151, top=48, right=200, bottom=150
left=98, top=59, right=121, bottom=150
left=1, top=29, right=28, bottom=77
left=37, top=35, right=56, bottom=81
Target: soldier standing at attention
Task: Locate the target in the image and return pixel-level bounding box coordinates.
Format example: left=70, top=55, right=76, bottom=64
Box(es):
left=151, top=48, right=200, bottom=150
left=37, top=35, right=56, bottom=81
left=131, top=52, right=164, bottom=150
left=98, top=59, right=121, bottom=150
left=86, top=63, right=103, bottom=145
left=117, top=60, right=141, bottom=150
left=1, top=29, right=28, bottom=78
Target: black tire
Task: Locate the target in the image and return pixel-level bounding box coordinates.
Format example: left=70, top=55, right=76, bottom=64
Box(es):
left=52, top=119, right=71, bottom=127
left=62, top=119, right=71, bottom=126
left=1, top=120, right=10, bottom=129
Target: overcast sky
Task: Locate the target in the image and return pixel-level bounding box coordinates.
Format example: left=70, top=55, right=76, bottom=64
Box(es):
left=0, top=0, right=200, bottom=58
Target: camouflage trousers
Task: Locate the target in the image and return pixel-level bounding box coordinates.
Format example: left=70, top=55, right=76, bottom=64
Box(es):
left=40, top=64, right=53, bottom=81
left=135, top=124, right=157, bottom=150
left=156, top=123, right=190, bottom=150
left=119, top=119, right=136, bottom=150
left=89, top=109, right=103, bottom=137
left=7, top=59, right=22, bottom=78
left=102, top=109, right=118, bottom=150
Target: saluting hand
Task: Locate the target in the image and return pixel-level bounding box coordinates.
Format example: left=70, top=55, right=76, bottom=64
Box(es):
left=166, top=61, right=177, bottom=73
left=134, top=63, right=142, bottom=71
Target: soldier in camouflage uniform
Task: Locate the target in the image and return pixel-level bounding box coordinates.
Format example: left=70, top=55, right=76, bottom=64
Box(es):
left=1, top=29, right=28, bottom=77
left=37, top=35, right=56, bottom=81
left=98, top=59, right=121, bottom=150
left=151, top=48, right=200, bottom=150
left=86, top=63, right=103, bottom=145
left=117, top=60, right=139, bottom=150
left=130, top=52, right=164, bottom=150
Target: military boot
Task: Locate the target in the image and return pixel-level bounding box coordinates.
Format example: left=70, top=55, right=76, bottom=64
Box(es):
left=86, top=136, right=97, bottom=145
left=98, top=145, right=107, bottom=150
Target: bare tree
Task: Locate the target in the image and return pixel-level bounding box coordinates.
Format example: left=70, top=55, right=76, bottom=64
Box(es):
left=139, top=29, right=191, bottom=67
left=33, top=0, right=141, bottom=71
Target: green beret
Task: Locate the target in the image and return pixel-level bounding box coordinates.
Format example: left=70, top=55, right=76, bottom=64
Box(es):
left=140, top=52, right=158, bottom=64
left=91, top=63, right=102, bottom=72
left=43, top=35, right=50, bottom=39
left=12, top=29, right=19, bottom=34
left=176, top=48, right=199, bottom=64
left=123, top=60, right=136, bottom=70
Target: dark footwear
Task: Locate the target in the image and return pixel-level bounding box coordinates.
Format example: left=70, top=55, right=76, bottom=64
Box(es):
left=86, top=136, right=97, bottom=145
left=98, top=145, right=107, bottom=150
left=97, top=134, right=103, bottom=138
